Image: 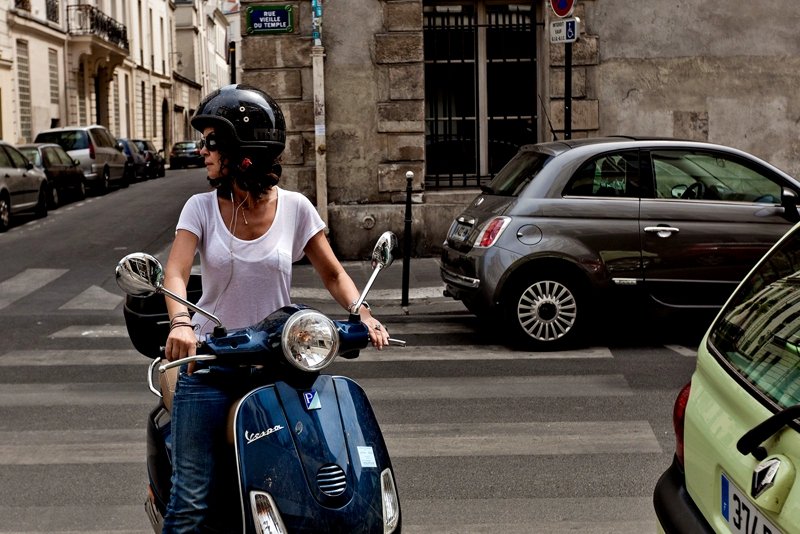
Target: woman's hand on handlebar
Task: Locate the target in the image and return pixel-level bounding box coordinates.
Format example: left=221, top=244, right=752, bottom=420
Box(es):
left=359, top=307, right=389, bottom=350
left=165, top=324, right=198, bottom=373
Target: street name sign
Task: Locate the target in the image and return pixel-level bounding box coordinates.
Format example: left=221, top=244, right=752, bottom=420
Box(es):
left=550, top=17, right=579, bottom=44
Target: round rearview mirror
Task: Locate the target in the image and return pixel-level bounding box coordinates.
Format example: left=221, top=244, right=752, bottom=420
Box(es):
left=115, top=253, right=165, bottom=297
left=371, top=231, right=398, bottom=269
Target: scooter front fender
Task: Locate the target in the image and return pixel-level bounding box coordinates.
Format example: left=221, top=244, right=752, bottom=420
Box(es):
left=234, top=374, right=398, bottom=533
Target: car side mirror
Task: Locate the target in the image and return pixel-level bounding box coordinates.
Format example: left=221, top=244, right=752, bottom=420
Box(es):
left=73, top=158, right=80, bottom=166
left=781, top=187, right=799, bottom=222
left=116, top=141, right=124, bottom=152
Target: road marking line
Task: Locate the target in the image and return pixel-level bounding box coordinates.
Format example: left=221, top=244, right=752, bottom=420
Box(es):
left=0, top=350, right=141, bottom=366
left=360, top=374, right=632, bottom=399
left=58, top=285, right=124, bottom=310
left=665, top=344, right=697, bottom=357
left=49, top=325, right=130, bottom=338
left=383, top=420, right=661, bottom=456
left=0, top=268, right=68, bottom=310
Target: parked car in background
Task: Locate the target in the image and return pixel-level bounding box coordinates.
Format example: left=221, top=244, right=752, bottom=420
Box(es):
left=654, top=221, right=800, bottom=533
left=440, top=136, right=800, bottom=349
left=131, top=138, right=165, bottom=178
left=117, top=138, right=149, bottom=182
left=18, top=143, right=86, bottom=207
left=0, top=140, right=48, bottom=231
left=169, top=140, right=203, bottom=169
left=34, top=125, right=127, bottom=194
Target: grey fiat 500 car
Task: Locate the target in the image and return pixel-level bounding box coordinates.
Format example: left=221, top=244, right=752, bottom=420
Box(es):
left=440, top=137, right=800, bottom=349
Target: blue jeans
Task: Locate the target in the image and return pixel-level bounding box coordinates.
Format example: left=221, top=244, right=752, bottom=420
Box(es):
left=162, top=365, right=252, bottom=534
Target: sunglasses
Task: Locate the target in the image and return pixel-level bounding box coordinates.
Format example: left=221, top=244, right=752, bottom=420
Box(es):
left=197, top=134, right=219, bottom=152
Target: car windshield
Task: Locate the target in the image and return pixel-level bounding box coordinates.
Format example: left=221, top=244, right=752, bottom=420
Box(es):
left=175, top=142, right=197, bottom=150
left=36, top=131, right=89, bottom=151
left=18, top=148, right=41, bottom=166
left=709, top=229, right=800, bottom=409
left=484, top=150, right=551, bottom=196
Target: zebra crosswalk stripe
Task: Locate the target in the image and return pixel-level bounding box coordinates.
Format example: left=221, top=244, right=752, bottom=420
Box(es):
left=0, top=269, right=67, bottom=310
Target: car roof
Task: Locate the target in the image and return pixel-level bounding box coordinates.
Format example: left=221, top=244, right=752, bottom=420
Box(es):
left=18, top=143, right=63, bottom=149
left=37, top=125, right=107, bottom=132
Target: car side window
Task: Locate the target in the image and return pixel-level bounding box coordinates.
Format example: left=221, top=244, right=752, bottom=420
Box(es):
left=0, top=147, right=11, bottom=167
left=651, top=150, right=782, bottom=203
left=55, top=148, right=74, bottom=166
left=6, top=146, right=29, bottom=169
left=43, top=148, right=58, bottom=167
left=564, top=151, right=639, bottom=198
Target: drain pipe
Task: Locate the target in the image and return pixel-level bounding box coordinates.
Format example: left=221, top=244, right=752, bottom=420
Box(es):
left=311, top=0, right=328, bottom=225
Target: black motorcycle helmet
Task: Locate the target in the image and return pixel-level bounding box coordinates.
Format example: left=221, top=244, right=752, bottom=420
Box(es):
left=190, top=84, right=286, bottom=159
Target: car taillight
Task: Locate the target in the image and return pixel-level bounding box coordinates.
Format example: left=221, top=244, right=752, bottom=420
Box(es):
left=474, top=216, right=511, bottom=248
left=673, top=382, right=691, bottom=467
left=89, top=140, right=95, bottom=159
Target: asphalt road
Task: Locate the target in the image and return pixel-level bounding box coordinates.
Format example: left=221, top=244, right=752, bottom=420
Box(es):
left=0, top=169, right=699, bottom=533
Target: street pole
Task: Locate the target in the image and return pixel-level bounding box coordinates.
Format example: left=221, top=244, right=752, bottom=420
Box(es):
left=401, top=171, right=413, bottom=309
left=564, top=41, right=572, bottom=140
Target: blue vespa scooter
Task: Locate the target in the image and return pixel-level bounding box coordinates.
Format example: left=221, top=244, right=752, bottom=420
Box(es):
left=116, top=232, right=403, bottom=533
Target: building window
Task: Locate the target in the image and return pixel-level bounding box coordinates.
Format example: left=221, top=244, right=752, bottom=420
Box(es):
left=141, top=81, right=147, bottom=137
left=423, top=2, right=538, bottom=188
left=113, top=74, right=121, bottom=136
left=14, top=0, right=31, bottom=11
left=49, top=49, right=60, bottom=105
left=45, top=0, right=59, bottom=23
left=16, top=40, right=32, bottom=142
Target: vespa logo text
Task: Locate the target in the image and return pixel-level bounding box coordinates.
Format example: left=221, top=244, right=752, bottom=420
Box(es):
left=245, top=425, right=285, bottom=445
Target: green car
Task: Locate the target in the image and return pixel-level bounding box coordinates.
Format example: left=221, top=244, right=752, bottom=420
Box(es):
left=655, top=221, right=800, bottom=533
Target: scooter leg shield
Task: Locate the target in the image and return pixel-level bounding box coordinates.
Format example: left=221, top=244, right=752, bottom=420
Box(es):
left=233, top=375, right=400, bottom=533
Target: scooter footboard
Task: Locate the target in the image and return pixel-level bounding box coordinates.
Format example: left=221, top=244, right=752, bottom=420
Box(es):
left=234, top=375, right=401, bottom=533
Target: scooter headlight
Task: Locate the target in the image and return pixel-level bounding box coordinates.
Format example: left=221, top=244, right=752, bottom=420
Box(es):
left=281, top=309, right=340, bottom=372
left=380, top=468, right=401, bottom=533
left=250, top=491, right=287, bottom=534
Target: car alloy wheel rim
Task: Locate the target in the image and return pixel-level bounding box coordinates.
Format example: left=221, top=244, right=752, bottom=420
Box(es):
left=0, top=199, right=8, bottom=227
left=517, top=280, right=577, bottom=342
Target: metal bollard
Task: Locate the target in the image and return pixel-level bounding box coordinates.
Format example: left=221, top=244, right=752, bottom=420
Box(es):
left=401, top=171, right=413, bottom=308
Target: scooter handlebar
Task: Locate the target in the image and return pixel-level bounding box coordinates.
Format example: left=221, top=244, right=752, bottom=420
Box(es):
left=158, top=354, right=218, bottom=373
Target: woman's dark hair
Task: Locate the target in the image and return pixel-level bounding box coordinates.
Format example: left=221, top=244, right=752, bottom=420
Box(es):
left=209, top=147, right=282, bottom=199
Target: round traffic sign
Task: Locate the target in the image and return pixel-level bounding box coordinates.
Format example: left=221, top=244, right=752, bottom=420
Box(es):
left=550, top=0, right=575, bottom=18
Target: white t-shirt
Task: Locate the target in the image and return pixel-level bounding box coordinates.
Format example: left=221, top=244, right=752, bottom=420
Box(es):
left=176, top=187, right=326, bottom=335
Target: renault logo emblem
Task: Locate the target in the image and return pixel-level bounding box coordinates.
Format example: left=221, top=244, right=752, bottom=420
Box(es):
left=751, top=457, right=780, bottom=499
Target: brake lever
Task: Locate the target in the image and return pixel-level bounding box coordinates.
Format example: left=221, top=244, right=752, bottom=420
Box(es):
left=388, top=337, right=406, bottom=347
left=158, top=354, right=218, bottom=373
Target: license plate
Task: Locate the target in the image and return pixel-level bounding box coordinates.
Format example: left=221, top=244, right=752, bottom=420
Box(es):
left=722, top=473, right=781, bottom=534
left=453, top=223, right=471, bottom=241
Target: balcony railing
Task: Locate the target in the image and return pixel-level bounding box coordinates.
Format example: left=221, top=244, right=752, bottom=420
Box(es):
left=15, top=0, right=31, bottom=10
left=67, top=4, right=129, bottom=50
left=46, top=0, right=59, bottom=23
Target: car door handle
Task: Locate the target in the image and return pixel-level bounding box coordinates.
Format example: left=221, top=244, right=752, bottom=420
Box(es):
left=644, top=226, right=680, bottom=237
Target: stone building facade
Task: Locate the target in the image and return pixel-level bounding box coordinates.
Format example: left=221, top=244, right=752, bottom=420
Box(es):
left=238, top=0, right=800, bottom=258
left=0, top=0, right=231, bottom=156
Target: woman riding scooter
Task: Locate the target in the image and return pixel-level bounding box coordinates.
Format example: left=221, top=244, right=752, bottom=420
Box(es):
left=161, top=83, right=390, bottom=532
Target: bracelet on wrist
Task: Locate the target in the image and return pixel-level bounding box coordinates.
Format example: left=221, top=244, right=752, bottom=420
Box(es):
left=169, top=322, right=194, bottom=331
left=347, top=300, right=370, bottom=314
left=170, top=312, right=191, bottom=325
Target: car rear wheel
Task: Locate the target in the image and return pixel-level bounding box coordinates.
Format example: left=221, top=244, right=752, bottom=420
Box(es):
left=75, top=179, right=87, bottom=201
left=97, top=167, right=110, bottom=195
left=48, top=184, right=60, bottom=209
left=504, top=272, right=585, bottom=350
left=0, top=194, right=10, bottom=232
left=35, top=186, right=48, bottom=218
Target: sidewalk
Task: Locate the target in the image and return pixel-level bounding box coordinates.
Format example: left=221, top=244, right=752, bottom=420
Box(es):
left=290, top=257, right=468, bottom=317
